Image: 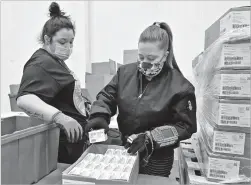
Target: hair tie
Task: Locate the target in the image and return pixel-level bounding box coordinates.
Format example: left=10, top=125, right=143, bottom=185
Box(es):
left=155, top=22, right=161, bottom=27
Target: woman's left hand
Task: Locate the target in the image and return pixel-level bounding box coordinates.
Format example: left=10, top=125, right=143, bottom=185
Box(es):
left=124, top=133, right=148, bottom=155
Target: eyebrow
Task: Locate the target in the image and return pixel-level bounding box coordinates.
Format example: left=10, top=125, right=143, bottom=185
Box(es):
left=138, top=53, right=158, bottom=57
left=147, top=55, right=158, bottom=58
left=58, top=38, right=74, bottom=42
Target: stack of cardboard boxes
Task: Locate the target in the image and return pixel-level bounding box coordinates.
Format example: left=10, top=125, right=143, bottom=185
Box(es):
left=192, top=6, right=251, bottom=183
left=85, top=59, right=117, bottom=101
left=123, top=49, right=138, bottom=65
left=87, top=49, right=138, bottom=101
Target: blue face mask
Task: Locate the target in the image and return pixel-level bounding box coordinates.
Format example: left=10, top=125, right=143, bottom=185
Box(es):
left=54, top=43, right=72, bottom=61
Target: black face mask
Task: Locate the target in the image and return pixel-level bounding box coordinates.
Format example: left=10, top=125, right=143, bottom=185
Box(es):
left=141, top=62, right=153, bottom=69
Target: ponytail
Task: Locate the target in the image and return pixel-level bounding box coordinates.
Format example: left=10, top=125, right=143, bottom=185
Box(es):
left=153, top=22, right=182, bottom=74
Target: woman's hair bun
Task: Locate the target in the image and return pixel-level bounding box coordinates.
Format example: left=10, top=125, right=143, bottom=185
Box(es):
left=49, top=2, right=64, bottom=17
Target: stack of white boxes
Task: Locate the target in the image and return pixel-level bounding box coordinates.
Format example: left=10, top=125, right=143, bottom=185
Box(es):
left=193, top=6, right=251, bottom=183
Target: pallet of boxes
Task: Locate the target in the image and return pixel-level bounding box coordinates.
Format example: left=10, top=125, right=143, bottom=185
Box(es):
left=191, top=6, right=251, bottom=185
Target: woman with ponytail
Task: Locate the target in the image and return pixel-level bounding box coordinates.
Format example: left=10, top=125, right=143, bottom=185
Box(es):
left=86, top=22, right=197, bottom=177
left=16, top=2, right=91, bottom=164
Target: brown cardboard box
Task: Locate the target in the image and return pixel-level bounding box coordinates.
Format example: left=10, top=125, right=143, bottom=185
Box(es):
left=8, top=94, right=23, bottom=112
left=62, top=144, right=139, bottom=184
left=92, top=60, right=116, bottom=75
left=123, top=49, right=138, bottom=65
left=85, top=74, right=114, bottom=101
left=117, top=63, right=123, bottom=69
left=204, top=6, right=250, bottom=50
left=9, top=84, right=20, bottom=94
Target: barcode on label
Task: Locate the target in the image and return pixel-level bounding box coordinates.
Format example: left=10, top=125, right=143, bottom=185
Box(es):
left=209, top=173, right=226, bottom=179
left=221, top=116, right=240, bottom=120
left=224, top=61, right=242, bottom=65
left=232, top=24, right=249, bottom=29
left=215, top=147, right=231, bottom=152
left=210, top=169, right=228, bottom=175
left=220, top=120, right=238, bottom=124
left=222, top=86, right=241, bottom=90
left=222, top=91, right=239, bottom=95
left=209, top=169, right=227, bottom=179
left=224, top=56, right=243, bottom=61
left=215, top=143, right=233, bottom=148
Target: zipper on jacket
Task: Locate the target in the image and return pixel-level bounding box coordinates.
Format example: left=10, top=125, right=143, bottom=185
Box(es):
left=138, top=74, right=149, bottom=99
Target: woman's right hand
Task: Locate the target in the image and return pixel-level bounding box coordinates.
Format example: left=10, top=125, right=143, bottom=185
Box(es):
left=53, top=112, right=83, bottom=143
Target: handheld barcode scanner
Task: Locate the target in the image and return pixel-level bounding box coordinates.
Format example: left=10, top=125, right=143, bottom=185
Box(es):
left=127, top=125, right=179, bottom=149
left=150, top=125, right=179, bottom=148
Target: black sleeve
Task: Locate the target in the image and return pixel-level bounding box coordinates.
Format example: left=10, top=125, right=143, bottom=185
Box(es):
left=17, top=65, right=62, bottom=103
left=169, top=90, right=197, bottom=141
left=89, top=68, right=119, bottom=122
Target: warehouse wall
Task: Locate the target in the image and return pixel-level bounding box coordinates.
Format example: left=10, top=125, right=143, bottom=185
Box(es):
left=1, top=1, right=89, bottom=113
left=1, top=1, right=249, bottom=114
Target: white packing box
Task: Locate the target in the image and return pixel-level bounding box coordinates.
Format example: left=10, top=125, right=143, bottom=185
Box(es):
left=210, top=70, right=250, bottom=100
left=218, top=42, right=251, bottom=69
left=197, top=133, right=251, bottom=183
left=201, top=98, right=250, bottom=133
left=62, top=144, right=139, bottom=184
left=199, top=118, right=250, bottom=158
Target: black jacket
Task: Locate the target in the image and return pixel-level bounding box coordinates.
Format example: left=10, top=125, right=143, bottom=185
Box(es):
left=90, top=62, right=197, bottom=150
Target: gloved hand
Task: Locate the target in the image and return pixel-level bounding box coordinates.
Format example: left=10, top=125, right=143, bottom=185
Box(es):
left=85, top=116, right=109, bottom=134
left=52, top=112, right=83, bottom=143
left=124, top=133, right=149, bottom=155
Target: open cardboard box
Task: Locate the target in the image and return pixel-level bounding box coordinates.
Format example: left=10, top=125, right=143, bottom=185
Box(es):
left=62, top=144, right=139, bottom=185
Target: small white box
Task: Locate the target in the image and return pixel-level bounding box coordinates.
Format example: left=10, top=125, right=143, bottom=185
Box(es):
left=88, top=129, right=108, bottom=143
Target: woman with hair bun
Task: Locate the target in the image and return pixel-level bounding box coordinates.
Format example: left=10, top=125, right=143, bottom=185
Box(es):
left=16, top=2, right=90, bottom=164
left=86, top=22, right=197, bottom=177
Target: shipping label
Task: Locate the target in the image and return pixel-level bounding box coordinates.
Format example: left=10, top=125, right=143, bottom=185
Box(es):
left=220, top=11, right=250, bottom=36
left=221, top=43, right=251, bottom=68
left=218, top=103, right=250, bottom=127
left=220, top=74, right=250, bottom=97
left=207, top=157, right=240, bottom=181
left=213, top=131, right=245, bottom=155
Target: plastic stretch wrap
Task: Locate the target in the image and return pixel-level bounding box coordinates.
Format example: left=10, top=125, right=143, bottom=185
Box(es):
left=193, top=27, right=250, bottom=96
left=192, top=27, right=251, bottom=183
left=193, top=27, right=251, bottom=134
left=199, top=115, right=250, bottom=158
left=197, top=132, right=251, bottom=183
left=193, top=27, right=250, bottom=73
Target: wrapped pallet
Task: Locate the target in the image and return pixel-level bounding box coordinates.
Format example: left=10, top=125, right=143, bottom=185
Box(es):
left=193, top=26, right=251, bottom=184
